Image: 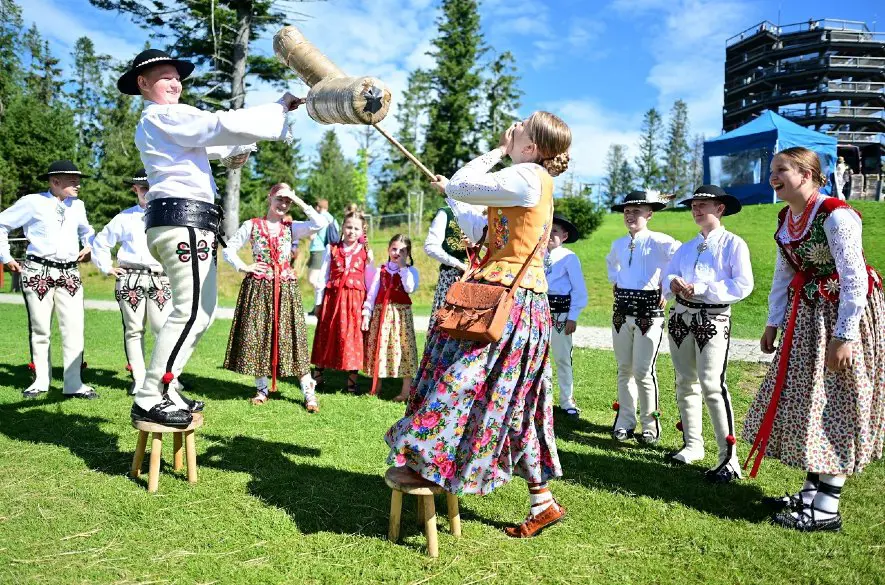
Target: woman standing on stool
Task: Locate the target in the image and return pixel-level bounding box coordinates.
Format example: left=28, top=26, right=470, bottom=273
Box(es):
left=743, top=147, right=885, bottom=532
left=385, top=111, right=571, bottom=538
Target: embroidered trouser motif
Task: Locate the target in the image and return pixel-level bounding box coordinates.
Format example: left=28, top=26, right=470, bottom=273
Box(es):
left=115, top=271, right=173, bottom=390
left=550, top=312, right=576, bottom=410
left=137, top=226, right=217, bottom=408
left=612, top=314, right=665, bottom=436
left=668, top=307, right=738, bottom=472
left=20, top=261, right=85, bottom=393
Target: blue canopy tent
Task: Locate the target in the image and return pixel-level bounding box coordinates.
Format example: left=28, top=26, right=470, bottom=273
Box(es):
left=703, top=110, right=837, bottom=205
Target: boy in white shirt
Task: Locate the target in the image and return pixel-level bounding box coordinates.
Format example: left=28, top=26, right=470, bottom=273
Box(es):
left=544, top=213, right=588, bottom=417
left=117, top=48, right=302, bottom=427
left=664, top=184, right=754, bottom=484
left=0, top=160, right=96, bottom=399
left=606, top=191, right=680, bottom=443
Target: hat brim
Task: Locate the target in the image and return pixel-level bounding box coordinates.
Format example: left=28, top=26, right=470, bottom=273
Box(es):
left=38, top=171, right=90, bottom=180
left=610, top=201, right=667, bottom=212
left=552, top=217, right=581, bottom=242
left=124, top=179, right=149, bottom=186
left=679, top=195, right=742, bottom=216
left=117, top=59, right=195, bottom=95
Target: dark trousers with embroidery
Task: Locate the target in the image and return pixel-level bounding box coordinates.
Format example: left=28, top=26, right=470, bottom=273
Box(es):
left=668, top=306, right=739, bottom=473
left=115, top=270, right=173, bottom=390
left=20, top=260, right=86, bottom=393
left=136, top=226, right=217, bottom=409
left=612, top=314, right=665, bottom=436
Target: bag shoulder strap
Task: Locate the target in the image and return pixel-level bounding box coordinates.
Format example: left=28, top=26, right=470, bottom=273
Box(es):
left=503, top=170, right=553, bottom=301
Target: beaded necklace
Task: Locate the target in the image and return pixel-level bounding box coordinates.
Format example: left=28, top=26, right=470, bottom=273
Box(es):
left=786, top=194, right=819, bottom=240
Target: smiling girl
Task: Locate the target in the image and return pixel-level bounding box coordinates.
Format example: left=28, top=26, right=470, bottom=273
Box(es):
left=223, top=183, right=328, bottom=410
left=743, top=147, right=885, bottom=532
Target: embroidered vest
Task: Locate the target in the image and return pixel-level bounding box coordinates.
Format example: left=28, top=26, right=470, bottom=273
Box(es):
left=776, top=198, right=881, bottom=303
left=248, top=219, right=297, bottom=282
left=438, top=207, right=469, bottom=262
left=380, top=268, right=412, bottom=305
left=327, top=243, right=368, bottom=290
left=471, top=169, right=553, bottom=292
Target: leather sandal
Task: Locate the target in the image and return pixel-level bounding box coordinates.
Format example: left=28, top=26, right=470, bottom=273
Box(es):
left=305, top=398, right=319, bottom=413
left=250, top=391, right=269, bottom=406
left=346, top=374, right=359, bottom=394
left=504, top=501, right=567, bottom=538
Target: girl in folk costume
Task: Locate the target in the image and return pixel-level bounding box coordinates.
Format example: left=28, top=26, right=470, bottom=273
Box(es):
left=743, top=147, right=885, bottom=532
left=362, top=235, right=419, bottom=401
left=311, top=211, right=374, bottom=393
left=424, top=205, right=479, bottom=331
left=222, top=183, right=328, bottom=411
left=386, top=112, right=571, bottom=538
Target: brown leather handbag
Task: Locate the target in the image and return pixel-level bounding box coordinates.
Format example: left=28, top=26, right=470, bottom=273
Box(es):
left=436, top=219, right=549, bottom=344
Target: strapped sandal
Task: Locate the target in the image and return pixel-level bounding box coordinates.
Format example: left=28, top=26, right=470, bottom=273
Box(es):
left=771, top=504, right=842, bottom=532
left=250, top=390, right=269, bottom=405
left=305, top=398, right=319, bottom=413
left=346, top=373, right=359, bottom=394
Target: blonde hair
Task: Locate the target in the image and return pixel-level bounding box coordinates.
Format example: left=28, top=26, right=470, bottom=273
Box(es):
left=776, top=147, right=828, bottom=188
left=524, top=111, right=572, bottom=177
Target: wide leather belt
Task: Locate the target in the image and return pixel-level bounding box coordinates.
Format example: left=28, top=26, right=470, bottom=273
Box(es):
left=676, top=297, right=728, bottom=310
left=144, top=198, right=224, bottom=235
left=613, top=287, right=662, bottom=317
left=120, top=266, right=165, bottom=276
left=26, top=254, right=77, bottom=270
left=549, top=294, right=571, bottom=314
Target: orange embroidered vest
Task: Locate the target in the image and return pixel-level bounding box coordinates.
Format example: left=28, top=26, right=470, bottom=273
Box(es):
left=472, top=169, right=553, bottom=292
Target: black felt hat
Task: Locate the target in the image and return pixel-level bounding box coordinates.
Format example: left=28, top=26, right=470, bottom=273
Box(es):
left=37, top=160, right=89, bottom=180
left=116, top=49, right=195, bottom=95
left=552, top=212, right=581, bottom=242
left=124, top=169, right=149, bottom=186
left=610, top=190, right=667, bottom=212
left=679, top=184, right=742, bottom=216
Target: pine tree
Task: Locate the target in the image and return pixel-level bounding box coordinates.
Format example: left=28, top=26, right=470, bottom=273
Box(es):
left=0, top=0, right=22, bottom=123
left=479, top=50, right=522, bottom=151
left=69, top=37, right=110, bottom=169
left=21, top=27, right=63, bottom=104
left=688, top=133, right=705, bottom=191
left=305, top=130, right=356, bottom=214
left=239, top=138, right=308, bottom=220
left=423, top=0, right=486, bottom=183
left=662, top=99, right=691, bottom=199
left=603, top=144, right=634, bottom=205
left=634, top=108, right=664, bottom=191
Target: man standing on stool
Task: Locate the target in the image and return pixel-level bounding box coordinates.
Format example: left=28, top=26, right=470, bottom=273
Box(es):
left=0, top=160, right=97, bottom=399
left=664, top=185, right=753, bottom=483
left=607, top=191, right=680, bottom=443
left=118, top=48, right=303, bottom=427
left=92, top=169, right=174, bottom=396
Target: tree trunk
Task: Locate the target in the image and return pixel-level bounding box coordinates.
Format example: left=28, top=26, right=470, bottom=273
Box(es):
left=223, top=1, right=252, bottom=237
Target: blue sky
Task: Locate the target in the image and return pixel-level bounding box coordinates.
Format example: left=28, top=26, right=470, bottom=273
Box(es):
left=20, top=0, right=882, bottom=185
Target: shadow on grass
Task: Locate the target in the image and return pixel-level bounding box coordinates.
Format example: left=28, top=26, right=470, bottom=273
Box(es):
left=201, top=434, right=397, bottom=536
left=557, top=448, right=769, bottom=522
left=0, top=395, right=131, bottom=476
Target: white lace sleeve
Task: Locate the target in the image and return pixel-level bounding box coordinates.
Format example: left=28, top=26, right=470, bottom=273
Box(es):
left=445, top=150, right=541, bottom=207
left=767, top=247, right=795, bottom=328
left=825, top=208, right=867, bottom=340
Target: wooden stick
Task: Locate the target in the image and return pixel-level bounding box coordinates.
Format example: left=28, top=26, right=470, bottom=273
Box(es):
left=372, top=124, right=436, bottom=181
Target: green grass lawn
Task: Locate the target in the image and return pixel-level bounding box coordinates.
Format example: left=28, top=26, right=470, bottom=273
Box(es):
left=5, top=202, right=883, bottom=339
left=1, top=303, right=884, bottom=584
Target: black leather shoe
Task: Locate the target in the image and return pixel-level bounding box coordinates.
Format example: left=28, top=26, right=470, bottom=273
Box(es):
left=177, top=391, right=204, bottom=413
left=131, top=401, right=192, bottom=428
left=704, top=466, right=740, bottom=484
left=611, top=428, right=634, bottom=442
left=63, top=388, right=100, bottom=400
left=762, top=492, right=802, bottom=511
left=771, top=508, right=842, bottom=532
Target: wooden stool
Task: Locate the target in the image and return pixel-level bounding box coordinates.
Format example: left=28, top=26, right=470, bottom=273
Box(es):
left=130, top=413, right=203, bottom=493
left=384, top=467, right=461, bottom=558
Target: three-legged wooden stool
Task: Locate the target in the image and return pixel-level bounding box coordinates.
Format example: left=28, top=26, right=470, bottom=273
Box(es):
left=130, top=413, right=203, bottom=493
left=384, top=467, right=461, bottom=558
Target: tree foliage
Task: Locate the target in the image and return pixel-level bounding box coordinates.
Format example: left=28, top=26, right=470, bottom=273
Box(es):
left=662, top=99, right=691, bottom=199
left=603, top=144, right=634, bottom=206
left=634, top=108, right=664, bottom=191
left=305, top=130, right=356, bottom=214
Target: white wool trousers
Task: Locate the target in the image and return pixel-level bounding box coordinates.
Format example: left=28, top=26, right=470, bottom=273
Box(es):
left=115, top=269, right=173, bottom=390
left=668, top=305, right=739, bottom=472
left=20, top=259, right=86, bottom=394
left=611, top=315, right=666, bottom=437
left=136, top=226, right=217, bottom=409
left=550, top=313, right=576, bottom=410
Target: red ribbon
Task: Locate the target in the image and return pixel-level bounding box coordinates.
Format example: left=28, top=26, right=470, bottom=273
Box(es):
left=257, top=219, right=286, bottom=394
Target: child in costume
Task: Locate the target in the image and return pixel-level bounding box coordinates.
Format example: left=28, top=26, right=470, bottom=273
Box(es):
left=743, top=147, right=885, bottom=532
left=223, top=183, right=328, bottom=410
left=362, top=234, right=419, bottom=401
left=311, top=211, right=374, bottom=393
left=544, top=213, right=588, bottom=417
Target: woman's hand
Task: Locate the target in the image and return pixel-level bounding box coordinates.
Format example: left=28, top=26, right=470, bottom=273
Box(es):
left=498, top=123, right=515, bottom=156
left=242, top=262, right=268, bottom=275
left=826, top=338, right=853, bottom=372
left=760, top=326, right=778, bottom=354
left=563, top=320, right=577, bottom=335
left=430, top=175, right=449, bottom=194
left=111, top=267, right=127, bottom=278
left=361, top=314, right=371, bottom=332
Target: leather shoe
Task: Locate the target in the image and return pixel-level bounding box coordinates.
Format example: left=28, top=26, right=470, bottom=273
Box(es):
left=762, top=492, right=802, bottom=512
left=504, top=502, right=566, bottom=538
left=704, top=466, right=740, bottom=484
left=175, top=389, right=204, bottom=413
left=63, top=388, right=99, bottom=400
left=636, top=430, right=659, bottom=445
left=611, top=428, right=634, bottom=442
left=771, top=508, right=842, bottom=532
left=131, top=401, right=192, bottom=428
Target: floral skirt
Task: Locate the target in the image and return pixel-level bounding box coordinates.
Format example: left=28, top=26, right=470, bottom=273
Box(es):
left=364, top=303, right=417, bottom=379
left=311, top=287, right=365, bottom=371
left=224, top=276, right=310, bottom=378
left=743, top=287, right=885, bottom=475
left=384, top=287, right=561, bottom=495
left=428, top=265, right=463, bottom=332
